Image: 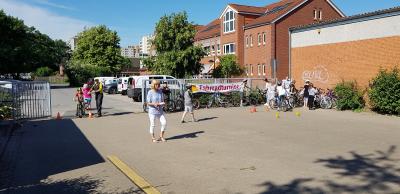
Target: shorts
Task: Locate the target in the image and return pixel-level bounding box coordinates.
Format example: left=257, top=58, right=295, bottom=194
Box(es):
left=184, top=105, right=193, bottom=113
left=84, top=98, right=91, bottom=104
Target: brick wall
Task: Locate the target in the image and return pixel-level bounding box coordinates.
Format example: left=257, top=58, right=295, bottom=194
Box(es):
left=291, top=36, right=400, bottom=89
left=275, top=0, right=343, bottom=79
left=244, top=25, right=273, bottom=78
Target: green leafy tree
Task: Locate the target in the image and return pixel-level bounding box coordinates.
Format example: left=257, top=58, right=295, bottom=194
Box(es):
left=368, top=67, right=400, bottom=115
left=212, top=55, right=243, bottom=78
left=0, top=10, right=70, bottom=76
left=144, top=12, right=205, bottom=78
left=71, top=25, right=127, bottom=74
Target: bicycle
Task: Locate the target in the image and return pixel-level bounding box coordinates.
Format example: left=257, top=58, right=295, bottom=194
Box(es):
left=207, top=92, right=230, bottom=108
left=76, top=101, right=85, bottom=118
left=269, top=95, right=290, bottom=112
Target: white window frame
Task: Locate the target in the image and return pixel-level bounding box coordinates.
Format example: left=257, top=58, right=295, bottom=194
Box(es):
left=258, top=33, right=262, bottom=46
left=245, top=36, right=249, bottom=48
left=223, top=9, right=235, bottom=33
left=263, top=33, right=266, bottom=45
left=250, top=35, right=253, bottom=47
left=319, top=10, right=323, bottom=20
left=257, top=64, right=261, bottom=76
left=250, top=64, right=253, bottom=76
left=217, top=44, right=221, bottom=55
left=314, top=9, right=318, bottom=20
left=245, top=64, right=249, bottom=76
left=262, top=64, right=266, bottom=75
left=223, top=43, right=235, bottom=55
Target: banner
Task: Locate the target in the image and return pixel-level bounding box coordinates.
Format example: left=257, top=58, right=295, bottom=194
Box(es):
left=191, top=82, right=244, bottom=93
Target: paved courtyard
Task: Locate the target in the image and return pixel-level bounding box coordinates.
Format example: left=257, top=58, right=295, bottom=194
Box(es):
left=1, top=88, right=400, bottom=194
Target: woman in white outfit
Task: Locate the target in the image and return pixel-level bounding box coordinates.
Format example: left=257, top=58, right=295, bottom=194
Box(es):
left=146, top=80, right=167, bottom=143
left=266, top=79, right=277, bottom=108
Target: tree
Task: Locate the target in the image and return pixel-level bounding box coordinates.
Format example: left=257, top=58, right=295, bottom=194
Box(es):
left=0, top=10, right=70, bottom=76
left=144, top=12, right=205, bottom=78
left=71, top=25, right=126, bottom=74
left=212, top=55, right=243, bottom=78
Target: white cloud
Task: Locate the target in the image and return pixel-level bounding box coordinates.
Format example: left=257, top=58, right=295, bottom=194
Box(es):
left=34, top=0, right=77, bottom=11
left=0, top=0, right=94, bottom=41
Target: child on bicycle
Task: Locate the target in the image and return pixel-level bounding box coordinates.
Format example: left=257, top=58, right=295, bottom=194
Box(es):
left=74, top=88, right=85, bottom=118
left=181, top=85, right=196, bottom=123
left=276, top=81, right=286, bottom=111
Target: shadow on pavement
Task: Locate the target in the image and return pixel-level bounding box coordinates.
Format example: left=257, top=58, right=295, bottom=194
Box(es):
left=0, top=119, right=106, bottom=194
left=4, top=175, right=143, bottom=194
left=197, top=117, right=218, bottom=122
left=103, top=112, right=134, bottom=117
left=258, top=146, right=400, bottom=194
left=166, top=131, right=205, bottom=141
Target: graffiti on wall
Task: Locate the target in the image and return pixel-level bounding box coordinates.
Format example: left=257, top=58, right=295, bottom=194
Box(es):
left=302, top=65, right=330, bottom=83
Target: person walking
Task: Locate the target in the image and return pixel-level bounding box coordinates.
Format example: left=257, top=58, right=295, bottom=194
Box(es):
left=181, top=85, right=196, bottom=123
left=303, top=80, right=310, bottom=108
left=146, top=80, right=167, bottom=143
left=92, top=79, right=103, bottom=117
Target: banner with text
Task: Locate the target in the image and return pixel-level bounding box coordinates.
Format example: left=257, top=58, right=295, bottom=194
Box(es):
left=191, top=82, right=244, bottom=93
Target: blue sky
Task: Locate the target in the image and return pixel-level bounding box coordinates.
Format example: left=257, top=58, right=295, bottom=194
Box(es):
left=1, top=0, right=399, bottom=47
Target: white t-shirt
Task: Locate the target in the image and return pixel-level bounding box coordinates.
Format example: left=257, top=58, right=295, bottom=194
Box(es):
left=308, top=87, right=317, bottom=96
left=283, top=79, right=291, bottom=89
left=277, top=86, right=286, bottom=96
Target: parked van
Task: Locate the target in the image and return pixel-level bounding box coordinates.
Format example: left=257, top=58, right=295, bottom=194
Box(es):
left=117, top=77, right=130, bottom=95
left=103, top=79, right=118, bottom=94
left=127, top=75, right=178, bottom=101
left=94, top=77, right=116, bottom=85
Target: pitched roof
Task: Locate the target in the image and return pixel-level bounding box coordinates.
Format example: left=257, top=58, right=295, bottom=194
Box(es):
left=228, top=4, right=266, bottom=15
left=194, top=19, right=221, bottom=41
left=290, top=6, right=400, bottom=31
left=244, top=0, right=306, bottom=29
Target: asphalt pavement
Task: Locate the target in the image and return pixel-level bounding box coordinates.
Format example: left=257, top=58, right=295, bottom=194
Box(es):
left=1, top=88, right=400, bottom=194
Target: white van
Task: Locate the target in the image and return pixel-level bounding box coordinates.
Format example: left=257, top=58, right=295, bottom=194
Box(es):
left=94, top=77, right=116, bottom=84
left=127, top=75, right=178, bottom=101
left=117, top=77, right=130, bottom=95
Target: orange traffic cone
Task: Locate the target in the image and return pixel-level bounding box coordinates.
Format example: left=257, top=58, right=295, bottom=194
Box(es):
left=56, top=112, right=62, bottom=120
left=88, top=111, right=94, bottom=119
left=250, top=106, right=257, bottom=113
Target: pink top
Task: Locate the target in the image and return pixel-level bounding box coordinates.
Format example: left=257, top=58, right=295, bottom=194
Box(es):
left=83, top=88, right=91, bottom=99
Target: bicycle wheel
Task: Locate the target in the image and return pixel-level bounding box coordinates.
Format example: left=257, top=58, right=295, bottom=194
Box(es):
left=269, top=99, right=278, bottom=110
left=175, top=100, right=184, bottom=111
left=143, top=103, right=148, bottom=113
left=193, top=99, right=201, bottom=109
left=320, top=97, right=332, bottom=109
left=281, top=100, right=289, bottom=112
left=288, top=96, right=295, bottom=109
left=164, top=100, right=176, bottom=113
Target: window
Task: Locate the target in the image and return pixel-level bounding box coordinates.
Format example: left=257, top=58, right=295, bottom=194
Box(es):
left=257, top=64, right=261, bottom=76
left=319, top=10, right=323, bottom=20
left=223, top=10, right=235, bottom=33
left=245, top=64, right=249, bottom=76
left=250, top=35, right=253, bottom=47
left=250, top=64, right=253, bottom=76
left=217, top=44, right=221, bottom=55
left=262, top=64, right=266, bottom=75
left=313, top=9, right=318, bottom=20
left=223, top=43, right=235, bottom=54
left=245, top=36, right=249, bottom=48
left=263, top=33, right=266, bottom=45
left=258, top=33, right=262, bottom=46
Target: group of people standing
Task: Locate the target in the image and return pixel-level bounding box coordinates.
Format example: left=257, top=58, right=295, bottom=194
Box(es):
left=263, top=77, right=318, bottom=110
left=146, top=80, right=196, bottom=143
left=74, top=78, right=104, bottom=117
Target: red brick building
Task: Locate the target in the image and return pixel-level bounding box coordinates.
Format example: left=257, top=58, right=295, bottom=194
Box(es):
left=195, top=0, right=344, bottom=79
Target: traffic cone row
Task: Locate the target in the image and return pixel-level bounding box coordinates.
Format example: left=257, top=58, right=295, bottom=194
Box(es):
left=249, top=106, right=257, bottom=113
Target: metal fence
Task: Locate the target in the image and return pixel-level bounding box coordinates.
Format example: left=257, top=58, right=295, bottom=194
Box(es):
left=141, top=78, right=266, bottom=112
left=0, top=81, right=51, bottom=120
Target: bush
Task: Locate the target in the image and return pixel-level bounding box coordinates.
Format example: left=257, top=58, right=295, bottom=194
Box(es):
left=334, top=81, right=365, bottom=111
left=34, top=67, right=55, bottom=77
left=368, top=68, right=400, bottom=115
left=65, top=64, right=111, bottom=87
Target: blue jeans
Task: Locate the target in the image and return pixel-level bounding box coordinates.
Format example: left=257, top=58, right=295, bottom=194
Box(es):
left=278, top=95, right=285, bottom=107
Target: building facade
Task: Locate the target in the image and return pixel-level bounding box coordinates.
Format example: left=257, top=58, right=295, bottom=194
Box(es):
left=121, top=45, right=141, bottom=58
left=140, top=34, right=155, bottom=56
left=290, top=7, right=400, bottom=89
left=195, top=0, right=344, bottom=79
left=194, top=19, right=221, bottom=77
